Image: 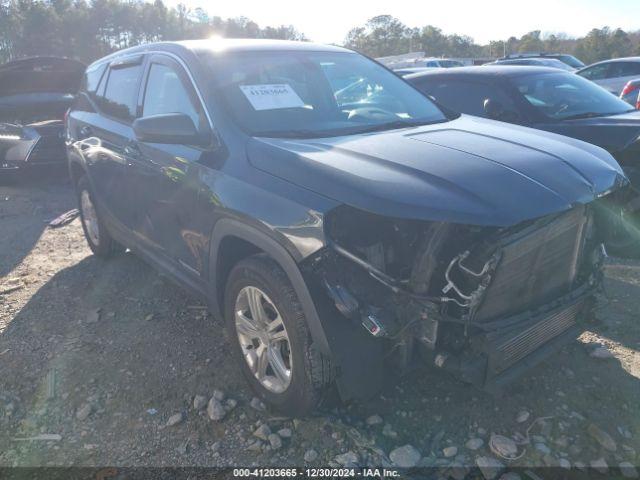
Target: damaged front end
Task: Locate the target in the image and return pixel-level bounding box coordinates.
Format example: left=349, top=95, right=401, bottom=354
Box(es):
left=304, top=203, right=608, bottom=396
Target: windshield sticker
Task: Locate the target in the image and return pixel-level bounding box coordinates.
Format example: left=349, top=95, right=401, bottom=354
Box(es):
left=240, top=84, right=305, bottom=111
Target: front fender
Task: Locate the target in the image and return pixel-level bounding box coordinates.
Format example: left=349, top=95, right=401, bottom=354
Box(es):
left=208, top=217, right=331, bottom=355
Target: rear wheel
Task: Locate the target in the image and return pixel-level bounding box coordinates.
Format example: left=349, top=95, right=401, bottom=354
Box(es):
left=76, top=176, right=123, bottom=257
left=224, top=254, right=333, bottom=416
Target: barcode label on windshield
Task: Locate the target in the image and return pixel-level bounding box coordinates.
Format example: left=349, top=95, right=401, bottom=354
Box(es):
left=240, top=84, right=304, bottom=111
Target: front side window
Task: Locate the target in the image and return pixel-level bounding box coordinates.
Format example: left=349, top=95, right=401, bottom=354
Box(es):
left=142, top=63, right=201, bottom=128
left=99, top=64, right=142, bottom=121
left=204, top=51, right=447, bottom=138
left=577, top=63, right=610, bottom=81
left=511, top=72, right=633, bottom=120
left=418, top=79, right=517, bottom=118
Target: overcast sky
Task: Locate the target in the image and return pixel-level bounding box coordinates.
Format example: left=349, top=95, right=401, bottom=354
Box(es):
left=167, top=0, right=640, bottom=45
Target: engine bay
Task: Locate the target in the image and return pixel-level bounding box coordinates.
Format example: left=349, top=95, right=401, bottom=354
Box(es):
left=305, top=202, right=608, bottom=382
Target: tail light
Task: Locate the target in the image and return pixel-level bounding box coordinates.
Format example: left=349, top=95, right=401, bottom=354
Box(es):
left=620, top=81, right=640, bottom=100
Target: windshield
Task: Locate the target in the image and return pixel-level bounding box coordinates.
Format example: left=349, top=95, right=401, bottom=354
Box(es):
left=206, top=51, right=447, bottom=138
left=510, top=72, right=633, bottom=120
left=556, top=54, right=585, bottom=69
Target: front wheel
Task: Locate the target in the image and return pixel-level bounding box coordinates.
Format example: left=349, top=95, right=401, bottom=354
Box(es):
left=224, top=254, right=333, bottom=416
left=76, top=176, right=123, bottom=257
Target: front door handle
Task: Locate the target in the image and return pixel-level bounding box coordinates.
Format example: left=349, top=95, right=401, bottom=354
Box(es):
left=79, top=125, right=93, bottom=138
left=123, top=141, right=142, bottom=160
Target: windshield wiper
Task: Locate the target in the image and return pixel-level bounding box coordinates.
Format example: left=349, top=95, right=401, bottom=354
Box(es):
left=561, top=112, right=605, bottom=120
left=562, top=110, right=635, bottom=121
left=252, top=119, right=445, bottom=139
left=351, top=119, right=442, bottom=135
left=252, top=129, right=334, bottom=139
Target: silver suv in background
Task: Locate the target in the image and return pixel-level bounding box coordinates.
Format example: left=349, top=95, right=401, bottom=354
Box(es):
left=577, top=57, right=640, bottom=94
left=486, top=57, right=574, bottom=71
left=497, top=53, right=585, bottom=69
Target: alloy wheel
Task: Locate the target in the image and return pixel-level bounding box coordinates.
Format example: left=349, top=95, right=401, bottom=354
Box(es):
left=234, top=286, right=292, bottom=393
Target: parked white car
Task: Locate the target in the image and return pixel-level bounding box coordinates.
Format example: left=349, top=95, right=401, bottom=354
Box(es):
left=576, top=57, right=640, bottom=94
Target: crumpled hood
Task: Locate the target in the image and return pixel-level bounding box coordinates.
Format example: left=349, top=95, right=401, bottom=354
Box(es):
left=247, top=115, right=626, bottom=226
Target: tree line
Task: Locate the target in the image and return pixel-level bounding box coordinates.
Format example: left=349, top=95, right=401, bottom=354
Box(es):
left=1, top=2, right=639, bottom=66
left=345, top=15, right=640, bottom=64
left=0, top=0, right=306, bottom=63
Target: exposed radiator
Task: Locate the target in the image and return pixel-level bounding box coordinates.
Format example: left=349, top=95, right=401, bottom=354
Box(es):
left=488, top=299, right=583, bottom=375
left=475, top=206, right=589, bottom=322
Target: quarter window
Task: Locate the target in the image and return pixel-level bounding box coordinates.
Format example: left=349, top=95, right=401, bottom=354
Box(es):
left=82, top=63, right=107, bottom=95
left=99, top=64, right=142, bottom=121
left=142, top=63, right=200, bottom=128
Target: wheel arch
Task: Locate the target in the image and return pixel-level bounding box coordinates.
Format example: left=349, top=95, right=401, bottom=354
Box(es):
left=208, top=218, right=331, bottom=356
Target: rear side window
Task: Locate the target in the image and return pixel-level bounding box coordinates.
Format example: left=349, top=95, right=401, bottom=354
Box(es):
left=142, top=63, right=201, bottom=128
left=98, top=64, right=142, bottom=121
left=608, top=62, right=640, bottom=78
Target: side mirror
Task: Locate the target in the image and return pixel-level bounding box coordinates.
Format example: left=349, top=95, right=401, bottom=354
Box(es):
left=483, top=98, right=520, bottom=123
left=133, top=113, right=205, bottom=145
left=483, top=98, right=504, bottom=120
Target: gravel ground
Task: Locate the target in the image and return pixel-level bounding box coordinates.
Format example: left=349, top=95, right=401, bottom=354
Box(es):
left=0, top=176, right=639, bottom=476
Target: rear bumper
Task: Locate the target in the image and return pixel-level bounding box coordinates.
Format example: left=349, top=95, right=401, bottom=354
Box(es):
left=433, top=283, right=595, bottom=392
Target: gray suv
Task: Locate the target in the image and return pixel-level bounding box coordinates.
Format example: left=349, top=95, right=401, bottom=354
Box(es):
left=66, top=39, right=626, bottom=414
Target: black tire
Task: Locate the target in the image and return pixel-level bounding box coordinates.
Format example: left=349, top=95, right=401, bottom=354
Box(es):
left=76, top=175, right=123, bottom=257
left=224, top=254, right=333, bottom=416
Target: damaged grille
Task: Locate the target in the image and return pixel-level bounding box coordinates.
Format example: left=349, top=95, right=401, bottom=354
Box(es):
left=488, top=299, right=583, bottom=375
left=475, top=206, right=589, bottom=322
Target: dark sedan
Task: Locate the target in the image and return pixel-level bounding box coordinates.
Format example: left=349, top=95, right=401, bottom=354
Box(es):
left=407, top=66, right=640, bottom=255
left=0, top=56, right=85, bottom=177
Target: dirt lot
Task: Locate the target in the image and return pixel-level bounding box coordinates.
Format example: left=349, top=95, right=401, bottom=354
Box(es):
left=0, top=176, right=639, bottom=476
